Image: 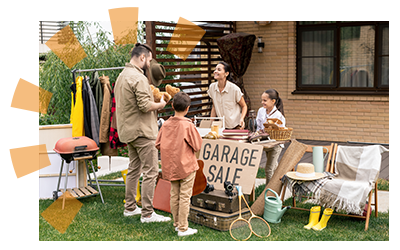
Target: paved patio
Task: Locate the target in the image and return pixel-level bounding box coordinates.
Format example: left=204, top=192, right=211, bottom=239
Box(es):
left=259, top=139, right=389, bottom=180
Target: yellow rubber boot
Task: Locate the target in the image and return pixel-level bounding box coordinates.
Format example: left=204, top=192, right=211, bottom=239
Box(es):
left=312, top=208, right=333, bottom=231
left=304, top=206, right=321, bottom=230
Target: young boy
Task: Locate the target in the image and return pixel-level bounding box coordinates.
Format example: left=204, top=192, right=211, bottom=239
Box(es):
left=155, top=92, right=203, bottom=236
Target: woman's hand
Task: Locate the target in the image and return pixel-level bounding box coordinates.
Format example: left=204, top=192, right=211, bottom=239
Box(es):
left=239, top=118, right=245, bottom=129
left=238, top=97, right=247, bottom=130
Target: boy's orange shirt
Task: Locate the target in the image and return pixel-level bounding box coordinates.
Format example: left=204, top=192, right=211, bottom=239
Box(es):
left=155, top=116, right=203, bottom=181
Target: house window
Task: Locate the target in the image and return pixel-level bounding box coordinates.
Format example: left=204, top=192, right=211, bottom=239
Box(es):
left=295, top=21, right=389, bottom=95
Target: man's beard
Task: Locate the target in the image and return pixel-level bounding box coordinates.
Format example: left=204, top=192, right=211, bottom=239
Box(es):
left=142, top=59, right=149, bottom=72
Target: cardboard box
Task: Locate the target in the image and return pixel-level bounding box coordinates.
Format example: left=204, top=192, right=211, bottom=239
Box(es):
left=198, top=139, right=263, bottom=194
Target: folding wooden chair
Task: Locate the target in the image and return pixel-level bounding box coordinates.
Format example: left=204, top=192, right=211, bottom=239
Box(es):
left=280, top=143, right=337, bottom=207
left=281, top=143, right=380, bottom=231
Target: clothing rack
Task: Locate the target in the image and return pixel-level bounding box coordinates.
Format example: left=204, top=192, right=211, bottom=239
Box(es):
left=71, top=66, right=124, bottom=83
left=71, top=66, right=126, bottom=187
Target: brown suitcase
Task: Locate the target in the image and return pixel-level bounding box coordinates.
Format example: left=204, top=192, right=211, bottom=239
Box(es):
left=188, top=205, right=251, bottom=231
left=191, top=189, right=249, bottom=214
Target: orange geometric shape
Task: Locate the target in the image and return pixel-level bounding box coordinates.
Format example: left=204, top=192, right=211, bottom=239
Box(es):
left=10, top=144, right=51, bottom=178
left=45, top=25, right=87, bottom=68
left=108, top=7, right=139, bottom=45
left=167, top=17, right=206, bottom=61
left=39, top=86, right=53, bottom=114
left=11, top=79, right=53, bottom=114
left=39, top=150, right=51, bottom=173
left=41, top=191, right=83, bottom=234
left=108, top=7, right=139, bottom=21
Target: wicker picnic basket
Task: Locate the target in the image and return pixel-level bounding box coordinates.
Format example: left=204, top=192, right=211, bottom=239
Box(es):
left=264, top=127, right=293, bottom=141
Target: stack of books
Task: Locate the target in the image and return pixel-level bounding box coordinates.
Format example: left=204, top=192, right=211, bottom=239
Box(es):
left=220, top=129, right=249, bottom=142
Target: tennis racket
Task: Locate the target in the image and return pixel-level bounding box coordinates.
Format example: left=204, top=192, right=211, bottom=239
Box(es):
left=229, top=186, right=252, bottom=241
left=240, top=189, right=271, bottom=238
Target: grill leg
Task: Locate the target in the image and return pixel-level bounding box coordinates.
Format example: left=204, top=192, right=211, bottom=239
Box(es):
left=56, top=160, right=64, bottom=194
left=87, top=160, right=104, bottom=204
left=62, top=162, right=70, bottom=210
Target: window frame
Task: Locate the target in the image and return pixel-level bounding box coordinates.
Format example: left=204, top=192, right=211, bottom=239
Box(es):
left=294, top=21, right=389, bottom=95
left=377, top=23, right=389, bottom=89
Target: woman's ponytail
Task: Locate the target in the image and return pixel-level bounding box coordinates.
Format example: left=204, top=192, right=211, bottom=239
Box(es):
left=226, top=74, right=236, bottom=83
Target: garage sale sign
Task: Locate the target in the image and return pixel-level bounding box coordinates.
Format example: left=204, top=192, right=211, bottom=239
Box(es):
left=198, top=139, right=264, bottom=194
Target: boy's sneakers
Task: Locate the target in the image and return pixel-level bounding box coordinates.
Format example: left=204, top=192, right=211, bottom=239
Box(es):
left=123, top=206, right=142, bottom=217
left=140, top=212, right=171, bottom=223
left=178, top=227, right=198, bottom=237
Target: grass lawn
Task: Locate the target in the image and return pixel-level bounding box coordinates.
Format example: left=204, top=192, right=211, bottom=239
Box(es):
left=39, top=172, right=389, bottom=241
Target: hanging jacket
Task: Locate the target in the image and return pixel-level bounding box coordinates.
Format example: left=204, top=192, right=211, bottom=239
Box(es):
left=109, top=82, right=126, bottom=149
left=81, top=75, right=92, bottom=140
left=83, top=77, right=100, bottom=146
left=90, top=71, right=103, bottom=120
left=70, top=76, right=84, bottom=137
left=99, top=75, right=112, bottom=143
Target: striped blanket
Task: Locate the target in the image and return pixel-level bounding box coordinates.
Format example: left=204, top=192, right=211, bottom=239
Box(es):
left=281, top=172, right=336, bottom=202
left=316, top=145, right=388, bottom=215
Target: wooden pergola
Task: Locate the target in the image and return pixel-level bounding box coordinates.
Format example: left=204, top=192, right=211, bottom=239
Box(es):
left=144, top=21, right=236, bottom=119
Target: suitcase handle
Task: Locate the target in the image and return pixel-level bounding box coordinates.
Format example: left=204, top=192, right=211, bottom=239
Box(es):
left=205, top=200, right=217, bottom=211
left=195, top=213, right=208, bottom=221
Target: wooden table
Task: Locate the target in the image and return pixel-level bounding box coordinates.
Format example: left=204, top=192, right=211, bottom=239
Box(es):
left=251, top=140, right=287, bottom=149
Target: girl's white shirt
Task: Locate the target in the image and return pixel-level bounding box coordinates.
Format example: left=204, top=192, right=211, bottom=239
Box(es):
left=256, top=106, right=286, bottom=131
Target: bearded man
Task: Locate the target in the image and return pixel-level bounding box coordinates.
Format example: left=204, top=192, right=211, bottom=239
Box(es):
left=114, top=43, right=170, bottom=223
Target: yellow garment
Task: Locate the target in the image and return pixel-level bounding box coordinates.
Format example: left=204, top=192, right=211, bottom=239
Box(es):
left=70, top=76, right=84, bottom=137
left=121, top=169, right=141, bottom=204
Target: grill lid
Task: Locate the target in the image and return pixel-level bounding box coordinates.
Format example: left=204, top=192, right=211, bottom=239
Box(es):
left=54, top=136, right=99, bottom=154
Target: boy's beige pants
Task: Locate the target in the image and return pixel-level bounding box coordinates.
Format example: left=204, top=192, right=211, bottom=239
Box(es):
left=170, top=171, right=196, bottom=232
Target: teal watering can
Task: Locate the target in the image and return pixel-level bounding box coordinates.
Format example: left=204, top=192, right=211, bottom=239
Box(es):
left=263, top=188, right=290, bottom=223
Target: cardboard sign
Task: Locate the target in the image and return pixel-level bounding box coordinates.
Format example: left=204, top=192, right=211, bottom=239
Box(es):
left=198, top=139, right=263, bottom=194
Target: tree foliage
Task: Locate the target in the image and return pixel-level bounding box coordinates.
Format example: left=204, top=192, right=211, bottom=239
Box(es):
left=39, top=21, right=143, bottom=125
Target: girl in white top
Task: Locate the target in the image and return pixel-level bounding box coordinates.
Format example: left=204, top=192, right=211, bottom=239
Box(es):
left=256, top=90, right=286, bottom=130
left=256, top=89, right=286, bottom=185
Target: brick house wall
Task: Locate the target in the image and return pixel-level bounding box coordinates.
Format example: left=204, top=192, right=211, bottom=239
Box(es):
left=235, top=21, right=389, bottom=144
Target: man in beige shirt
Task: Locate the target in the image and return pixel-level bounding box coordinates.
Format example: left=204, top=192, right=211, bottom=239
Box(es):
left=114, top=43, right=170, bottom=223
